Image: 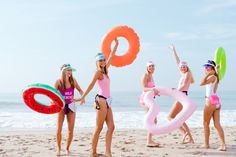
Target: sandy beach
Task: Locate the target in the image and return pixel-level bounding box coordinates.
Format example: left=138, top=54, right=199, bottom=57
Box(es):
left=0, top=126, right=235, bottom=157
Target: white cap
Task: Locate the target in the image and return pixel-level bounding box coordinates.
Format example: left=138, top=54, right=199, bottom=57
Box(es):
left=179, top=61, right=188, bottom=67
left=146, top=61, right=155, bottom=67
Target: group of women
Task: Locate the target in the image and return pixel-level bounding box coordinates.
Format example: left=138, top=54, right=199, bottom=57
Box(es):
left=54, top=41, right=226, bottom=157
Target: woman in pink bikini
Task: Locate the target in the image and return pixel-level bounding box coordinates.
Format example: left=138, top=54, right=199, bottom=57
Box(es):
left=168, top=45, right=194, bottom=144
left=200, top=60, right=226, bottom=151
left=74, top=39, right=118, bottom=157
left=54, top=64, right=84, bottom=156
left=140, top=61, right=160, bottom=147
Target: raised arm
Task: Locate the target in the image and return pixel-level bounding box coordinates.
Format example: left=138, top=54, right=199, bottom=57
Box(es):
left=169, top=45, right=180, bottom=66
left=106, top=38, right=119, bottom=69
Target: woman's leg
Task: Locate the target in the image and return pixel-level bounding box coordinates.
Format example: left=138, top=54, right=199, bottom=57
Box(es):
left=56, top=110, right=65, bottom=156
left=66, top=111, right=76, bottom=154
left=143, top=105, right=159, bottom=147
left=105, top=107, right=115, bottom=157
left=91, top=99, right=107, bottom=156
left=202, top=103, right=215, bottom=148
left=213, top=109, right=226, bottom=151
left=181, top=122, right=194, bottom=143
left=168, top=102, right=187, bottom=139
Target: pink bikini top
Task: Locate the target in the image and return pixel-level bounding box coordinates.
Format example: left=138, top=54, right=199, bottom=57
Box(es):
left=146, top=77, right=155, bottom=88
left=97, top=74, right=110, bottom=98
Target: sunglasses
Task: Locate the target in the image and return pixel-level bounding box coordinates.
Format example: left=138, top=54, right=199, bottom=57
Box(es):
left=63, top=64, right=71, bottom=67
left=204, top=65, right=212, bottom=69
left=98, top=59, right=106, bottom=62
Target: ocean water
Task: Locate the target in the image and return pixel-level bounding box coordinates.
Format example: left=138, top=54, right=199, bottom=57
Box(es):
left=0, top=91, right=236, bottom=131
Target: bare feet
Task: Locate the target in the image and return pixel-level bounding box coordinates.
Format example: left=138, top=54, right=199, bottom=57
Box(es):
left=180, top=133, right=194, bottom=144
left=146, top=141, right=160, bottom=147
left=56, top=150, right=61, bottom=156
left=218, top=144, right=226, bottom=151
left=105, top=152, right=112, bottom=157
left=66, top=149, right=71, bottom=155
left=90, top=153, right=104, bottom=157
left=201, top=144, right=210, bottom=149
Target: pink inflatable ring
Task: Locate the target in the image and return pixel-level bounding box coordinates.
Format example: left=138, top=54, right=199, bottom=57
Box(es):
left=143, top=87, right=197, bottom=135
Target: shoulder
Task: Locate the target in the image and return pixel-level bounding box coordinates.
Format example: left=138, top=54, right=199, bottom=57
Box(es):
left=54, top=79, right=62, bottom=89
left=55, top=79, right=61, bottom=85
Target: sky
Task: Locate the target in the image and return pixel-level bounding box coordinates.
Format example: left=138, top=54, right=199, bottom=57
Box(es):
left=0, top=0, right=236, bottom=93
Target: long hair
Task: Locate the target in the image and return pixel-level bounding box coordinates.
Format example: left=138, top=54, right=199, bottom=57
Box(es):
left=96, top=62, right=108, bottom=75
left=213, top=67, right=219, bottom=83
left=59, top=69, right=75, bottom=90
left=187, top=67, right=195, bottom=84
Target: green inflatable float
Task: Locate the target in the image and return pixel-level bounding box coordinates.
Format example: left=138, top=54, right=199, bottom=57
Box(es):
left=214, top=47, right=226, bottom=80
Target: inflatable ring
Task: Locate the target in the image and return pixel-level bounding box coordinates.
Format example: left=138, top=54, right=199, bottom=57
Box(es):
left=101, top=26, right=140, bottom=67
left=214, top=47, right=226, bottom=80
left=144, top=87, right=197, bottom=135
left=22, top=83, right=65, bottom=114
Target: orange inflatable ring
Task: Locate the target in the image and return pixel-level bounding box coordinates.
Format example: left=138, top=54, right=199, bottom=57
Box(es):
left=101, top=26, right=140, bottom=67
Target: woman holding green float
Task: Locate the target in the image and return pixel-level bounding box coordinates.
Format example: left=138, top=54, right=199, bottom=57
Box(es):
left=54, top=64, right=84, bottom=156
left=200, top=48, right=227, bottom=151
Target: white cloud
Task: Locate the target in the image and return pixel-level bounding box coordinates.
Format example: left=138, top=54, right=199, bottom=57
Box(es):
left=165, top=24, right=236, bottom=41
left=200, top=0, right=236, bottom=14
left=165, top=32, right=199, bottom=40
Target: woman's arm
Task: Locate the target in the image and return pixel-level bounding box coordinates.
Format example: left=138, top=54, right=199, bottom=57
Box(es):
left=74, top=71, right=101, bottom=102
left=54, top=80, right=60, bottom=90
left=142, top=74, right=153, bottom=92
left=74, top=79, right=85, bottom=104
left=141, top=74, right=159, bottom=95
left=169, top=45, right=180, bottom=66
left=200, top=73, right=215, bottom=86
left=74, top=79, right=84, bottom=96
left=106, top=38, right=118, bottom=69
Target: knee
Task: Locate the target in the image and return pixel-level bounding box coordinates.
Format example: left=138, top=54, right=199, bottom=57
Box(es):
left=108, top=124, right=115, bottom=133
left=203, top=121, right=210, bottom=127
left=214, top=122, right=221, bottom=129
left=56, top=129, right=62, bottom=136
left=95, top=125, right=103, bottom=133
left=68, top=130, right=74, bottom=137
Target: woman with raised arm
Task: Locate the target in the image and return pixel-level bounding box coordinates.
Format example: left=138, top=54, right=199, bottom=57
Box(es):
left=168, top=45, right=194, bottom=144
left=74, top=39, right=118, bottom=157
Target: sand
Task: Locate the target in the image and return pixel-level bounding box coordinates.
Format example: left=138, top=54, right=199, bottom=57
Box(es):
left=0, top=127, right=236, bottom=157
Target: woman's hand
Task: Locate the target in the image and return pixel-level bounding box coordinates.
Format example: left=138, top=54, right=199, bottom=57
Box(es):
left=153, top=88, right=160, bottom=96
left=114, top=38, right=119, bottom=47
left=73, top=98, right=85, bottom=105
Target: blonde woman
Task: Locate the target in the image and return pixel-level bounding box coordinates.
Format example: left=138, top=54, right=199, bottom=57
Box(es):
left=54, top=64, right=84, bottom=156
left=140, top=61, right=160, bottom=147
left=200, top=60, right=226, bottom=151
left=168, top=45, right=194, bottom=144
left=74, top=39, right=118, bottom=157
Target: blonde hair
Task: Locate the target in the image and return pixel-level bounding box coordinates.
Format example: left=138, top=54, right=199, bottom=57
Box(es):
left=59, top=69, right=75, bottom=90
left=96, top=62, right=108, bottom=75
left=188, top=68, right=195, bottom=84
